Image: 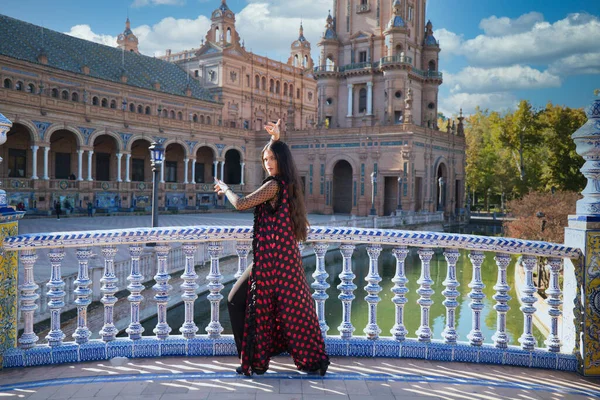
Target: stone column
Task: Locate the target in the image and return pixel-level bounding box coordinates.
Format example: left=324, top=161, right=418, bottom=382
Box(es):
left=116, top=153, right=122, bottom=182
left=191, top=159, right=196, bottom=183
left=125, top=154, right=131, bottom=182
left=43, top=146, right=50, bottom=180
left=240, top=162, right=245, bottom=185
left=220, top=161, right=225, bottom=182
left=213, top=161, right=219, bottom=179
left=366, top=81, right=373, bottom=116
left=87, top=150, right=93, bottom=181
left=76, top=150, right=83, bottom=181
left=160, top=160, right=165, bottom=183
left=347, top=84, right=354, bottom=117
left=30, top=145, right=39, bottom=179
left=564, top=93, right=600, bottom=376
left=183, top=158, right=189, bottom=184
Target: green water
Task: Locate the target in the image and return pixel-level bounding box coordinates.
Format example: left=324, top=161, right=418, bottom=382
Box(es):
left=141, top=238, right=545, bottom=347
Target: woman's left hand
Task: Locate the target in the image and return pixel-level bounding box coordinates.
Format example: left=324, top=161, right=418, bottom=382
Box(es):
left=214, top=178, right=229, bottom=195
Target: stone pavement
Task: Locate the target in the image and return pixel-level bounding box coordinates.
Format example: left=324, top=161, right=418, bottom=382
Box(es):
left=1, top=355, right=599, bottom=399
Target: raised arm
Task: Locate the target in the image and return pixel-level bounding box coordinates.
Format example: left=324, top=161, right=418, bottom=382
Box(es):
left=223, top=179, right=280, bottom=211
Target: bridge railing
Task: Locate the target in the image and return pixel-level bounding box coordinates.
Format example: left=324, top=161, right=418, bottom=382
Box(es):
left=3, top=225, right=582, bottom=370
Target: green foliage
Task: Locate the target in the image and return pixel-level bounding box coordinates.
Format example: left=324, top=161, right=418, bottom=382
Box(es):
left=464, top=101, right=586, bottom=201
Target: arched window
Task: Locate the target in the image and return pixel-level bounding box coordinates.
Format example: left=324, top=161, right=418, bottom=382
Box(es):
left=269, top=79, right=274, bottom=93
left=15, top=81, right=23, bottom=91
left=215, top=27, right=220, bottom=41
left=283, top=82, right=288, bottom=96
left=358, top=88, right=367, bottom=113
left=137, top=105, right=143, bottom=114
left=192, top=114, right=198, bottom=122
left=92, top=96, right=99, bottom=105
left=101, top=98, right=108, bottom=107
left=428, top=60, right=436, bottom=71
left=289, top=84, right=294, bottom=97
left=162, top=109, right=168, bottom=118
left=71, top=92, right=79, bottom=102
left=303, top=55, right=308, bottom=67
left=326, top=56, right=335, bottom=69
left=227, top=28, right=232, bottom=43
left=169, top=110, right=175, bottom=119
left=276, top=81, right=280, bottom=94
left=27, top=83, right=36, bottom=93
left=261, top=76, right=266, bottom=90
left=177, top=111, right=183, bottom=120
left=255, top=75, right=260, bottom=88
left=308, top=92, right=313, bottom=101
left=129, top=103, right=135, bottom=112
left=206, top=116, right=211, bottom=125
left=61, top=90, right=69, bottom=100
left=294, top=54, right=299, bottom=67
left=428, top=102, right=436, bottom=110
left=145, top=106, right=151, bottom=115
left=200, top=115, right=205, bottom=124
left=110, top=99, right=116, bottom=109
left=395, top=44, right=403, bottom=56
left=296, top=88, right=300, bottom=99
left=3, top=78, right=12, bottom=89
left=52, top=88, right=59, bottom=98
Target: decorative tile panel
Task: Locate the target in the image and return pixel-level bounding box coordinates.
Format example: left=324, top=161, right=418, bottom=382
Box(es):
left=79, top=342, right=107, bottom=362
left=107, top=340, right=133, bottom=359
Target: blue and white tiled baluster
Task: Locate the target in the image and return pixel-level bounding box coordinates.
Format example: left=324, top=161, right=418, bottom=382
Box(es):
left=312, top=243, right=330, bottom=337
left=441, top=248, right=460, bottom=344
left=19, top=250, right=39, bottom=349
left=544, top=257, right=563, bottom=352
left=492, top=253, right=511, bottom=348
left=72, top=248, right=93, bottom=344
left=153, top=245, right=172, bottom=340
left=337, top=244, right=356, bottom=339
left=235, top=241, right=252, bottom=279
left=519, top=255, right=538, bottom=350
left=99, top=246, right=118, bottom=342
left=364, top=244, right=382, bottom=339
left=45, top=248, right=66, bottom=347
left=416, top=248, right=434, bottom=342
left=180, top=243, right=199, bottom=338
left=206, top=241, right=224, bottom=339
left=126, top=245, right=144, bottom=340
left=391, top=246, right=409, bottom=341
left=467, top=251, right=485, bottom=346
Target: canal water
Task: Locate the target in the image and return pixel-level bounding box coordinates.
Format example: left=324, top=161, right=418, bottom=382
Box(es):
left=140, top=225, right=545, bottom=347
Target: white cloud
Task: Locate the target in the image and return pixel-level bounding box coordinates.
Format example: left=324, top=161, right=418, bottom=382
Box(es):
left=245, top=0, right=330, bottom=19
left=131, top=0, right=185, bottom=8
left=64, top=25, right=117, bottom=47
left=549, top=52, right=600, bottom=76
left=463, top=13, right=600, bottom=66
left=434, top=28, right=463, bottom=58
left=439, top=92, right=518, bottom=117
left=134, top=15, right=212, bottom=56
left=443, top=65, right=561, bottom=94
left=479, top=12, right=544, bottom=36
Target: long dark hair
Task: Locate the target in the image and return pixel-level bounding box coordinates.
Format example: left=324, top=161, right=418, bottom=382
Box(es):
left=262, top=140, right=309, bottom=242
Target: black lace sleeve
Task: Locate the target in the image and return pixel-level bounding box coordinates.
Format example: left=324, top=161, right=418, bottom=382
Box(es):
left=224, top=179, right=280, bottom=211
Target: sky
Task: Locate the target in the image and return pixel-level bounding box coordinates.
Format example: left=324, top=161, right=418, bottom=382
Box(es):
left=2, top=0, right=599, bottom=118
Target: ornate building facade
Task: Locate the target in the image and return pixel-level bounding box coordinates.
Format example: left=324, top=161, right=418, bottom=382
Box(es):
left=160, top=0, right=319, bottom=132
left=0, top=0, right=465, bottom=217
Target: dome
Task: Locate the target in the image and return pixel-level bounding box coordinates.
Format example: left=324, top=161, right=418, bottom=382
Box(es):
left=388, top=16, right=405, bottom=28
left=219, top=0, right=230, bottom=11
left=425, top=35, right=438, bottom=46
left=324, top=28, right=336, bottom=39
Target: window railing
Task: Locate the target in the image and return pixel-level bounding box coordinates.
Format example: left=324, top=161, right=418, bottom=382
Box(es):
left=356, top=3, right=370, bottom=13
left=380, top=55, right=413, bottom=65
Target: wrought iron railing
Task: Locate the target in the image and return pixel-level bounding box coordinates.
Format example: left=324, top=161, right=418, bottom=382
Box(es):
left=2, top=225, right=581, bottom=370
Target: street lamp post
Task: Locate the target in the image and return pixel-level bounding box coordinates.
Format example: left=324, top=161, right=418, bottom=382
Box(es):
left=149, top=142, right=164, bottom=228
left=370, top=171, right=377, bottom=216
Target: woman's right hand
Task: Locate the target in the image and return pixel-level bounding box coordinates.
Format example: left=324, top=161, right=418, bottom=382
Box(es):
left=214, top=178, right=229, bottom=195
left=265, top=119, right=281, bottom=141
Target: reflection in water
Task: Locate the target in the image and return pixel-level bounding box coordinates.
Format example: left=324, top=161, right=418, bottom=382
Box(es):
left=141, top=225, right=545, bottom=347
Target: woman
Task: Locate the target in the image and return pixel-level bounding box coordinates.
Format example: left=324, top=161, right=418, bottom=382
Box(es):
left=214, top=119, right=329, bottom=376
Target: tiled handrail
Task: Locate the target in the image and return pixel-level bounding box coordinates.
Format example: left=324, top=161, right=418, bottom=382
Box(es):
left=3, top=226, right=582, bottom=259
left=3, top=226, right=581, bottom=370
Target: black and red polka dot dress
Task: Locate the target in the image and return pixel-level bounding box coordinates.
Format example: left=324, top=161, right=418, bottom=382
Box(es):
left=241, top=176, right=329, bottom=375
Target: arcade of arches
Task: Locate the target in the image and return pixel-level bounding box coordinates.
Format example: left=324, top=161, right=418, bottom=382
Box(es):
left=1, top=122, right=244, bottom=212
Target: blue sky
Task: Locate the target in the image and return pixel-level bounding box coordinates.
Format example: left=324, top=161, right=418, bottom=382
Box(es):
left=2, top=0, right=599, bottom=117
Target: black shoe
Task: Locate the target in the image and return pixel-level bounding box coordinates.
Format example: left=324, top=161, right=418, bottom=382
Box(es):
left=236, top=366, right=267, bottom=376
left=301, top=360, right=329, bottom=376
left=236, top=366, right=244, bottom=375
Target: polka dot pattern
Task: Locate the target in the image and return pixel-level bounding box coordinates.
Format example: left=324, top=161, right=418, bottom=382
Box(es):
left=241, top=176, right=329, bottom=375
